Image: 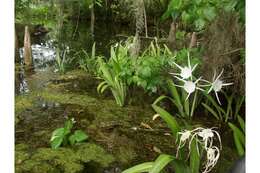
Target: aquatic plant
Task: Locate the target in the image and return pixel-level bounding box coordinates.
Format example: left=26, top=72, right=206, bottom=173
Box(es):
left=55, top=47, right=69, bottom=74
left=228, top=115, right=245, bottom=156
left=123, top=127, right=222, bottom=173
left=50, top=118, right=88, bottom=149
left=132, top=41, right=175, bottom=93
left=78, top=43, right=99, bottom=74
left=97, top=50, right=128, bottom=107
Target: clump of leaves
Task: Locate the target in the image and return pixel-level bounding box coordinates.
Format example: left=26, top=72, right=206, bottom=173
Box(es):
left=50, top=118, right=88, bottom=149
left=132, top=41, right=175, bottom=93
left=78, top=43, right=99, bottom=75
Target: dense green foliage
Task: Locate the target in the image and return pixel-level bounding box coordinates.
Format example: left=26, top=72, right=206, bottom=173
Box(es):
left=162, top=0, right=245, bottom=30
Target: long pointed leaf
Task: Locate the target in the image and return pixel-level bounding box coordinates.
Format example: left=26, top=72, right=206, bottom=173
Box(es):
left=122, top=162, right=154, bottom=173
left=152, top=104, right=180, bottom=138
left=149, top=154, right=174, bottom=173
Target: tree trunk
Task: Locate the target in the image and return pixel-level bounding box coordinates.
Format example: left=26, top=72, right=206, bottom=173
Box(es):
left=23, top=26, right=32, bottom=66
left=167, top=22, right=176, bottom=51
left=15, top=30, right=20, bottom=63
left=90, top=0, right=95, bottom=36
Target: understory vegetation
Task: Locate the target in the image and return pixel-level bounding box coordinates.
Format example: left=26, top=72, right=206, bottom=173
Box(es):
left=15, top=0, right=245, bottom=172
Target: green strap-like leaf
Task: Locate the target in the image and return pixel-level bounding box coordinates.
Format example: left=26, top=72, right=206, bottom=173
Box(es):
left=149, top=154, right=174, bottom=173
left=97, top=81, right=107, bottom=93
left=152, top=104, right=180, bottom=138
left=122, top=162, right=154, bottom=173
left=172, top=159, right=192, bottom=173
left=237, top=115, right=245, bottom=133
left=228, top=122, right=245, bottom=156
left=190, top=140, right=200, bottom=173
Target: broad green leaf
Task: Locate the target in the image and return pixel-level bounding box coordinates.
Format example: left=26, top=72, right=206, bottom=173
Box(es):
left=203, top=7, right=216, bottom=21
left=149, top=154, right=174, bottom=173
left=69, top=130, right=88, bottom=145
left=50, top=128, right=65, bottom=141
left=122, top=162, right=154, bottom=173
left=51, top=136, right=63, bottom=149
left=73, top=130, right=88, bottom=142
left=152, top=104, right=180, bottom=138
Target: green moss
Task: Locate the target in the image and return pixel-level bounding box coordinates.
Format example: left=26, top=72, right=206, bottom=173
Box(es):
left=32, top=148, right=84, bottom=173
left=116, top=146, right=137, bottom=164
left=76, top=143, right=115, bottom=167
left=16, top=143, right=115, bottom=173
left=39, top=90, right=98, bottom=107
left=15, top=144, right=30, bottom=164
left=15, top=95, right=35, bottom=115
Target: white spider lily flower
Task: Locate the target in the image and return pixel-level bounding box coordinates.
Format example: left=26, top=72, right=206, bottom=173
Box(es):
left=203, top=146, right=220, bottom=173
left=176, top=127, right=222, bottom=172
left=197, top=128, right=222, bottom=149
left=176, top=130, right=192, bottom=157
left=170, top=52, right=198, bottom=79
left=174, top=76, right=204, bottom=100
left=202, top=69, right=233, bottom=105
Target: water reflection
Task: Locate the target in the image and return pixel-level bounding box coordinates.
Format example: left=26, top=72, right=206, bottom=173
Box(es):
left=15, top=69, right=29, bottom=94
left=19, top=40, right=56, bottom=69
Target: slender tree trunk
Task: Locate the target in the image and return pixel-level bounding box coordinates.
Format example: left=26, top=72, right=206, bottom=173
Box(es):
left=168, top=22, right=176, bottom=50
left=15, top=29, right=20, bottom=63
left=143, top=0, right=148, bottom=38
left=189, top=32, right=197, bottom=49
left=23, top=26, right=32, bottom=66
left=90, top=0, right=95, bottom=36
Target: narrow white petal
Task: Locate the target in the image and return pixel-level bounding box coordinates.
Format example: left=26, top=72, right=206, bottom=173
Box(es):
left=215, top=68, right=224, bottom=81
left=172, top=62, right=183, bottom=70
left=222, top=82, right=233, bottom=86
left=207, top=86, right=214, bottom=94
left=174, top=76, right=186, bottom=83
left=215, top=91, right=221, bottom=105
